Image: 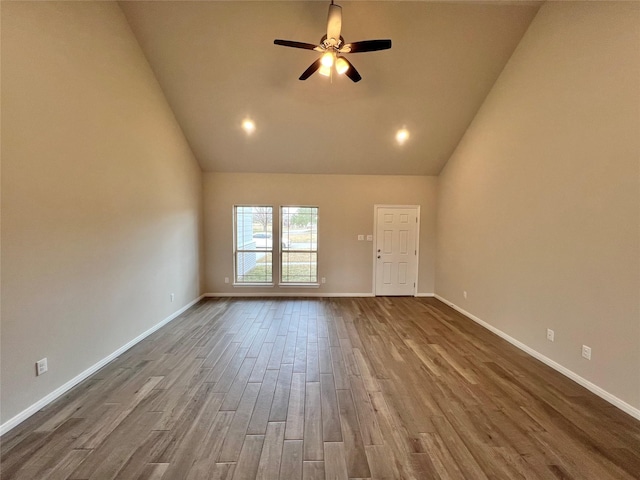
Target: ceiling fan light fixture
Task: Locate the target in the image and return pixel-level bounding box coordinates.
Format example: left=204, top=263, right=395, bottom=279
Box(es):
left=320, top=51, right=335, bottom=68
left=319, top=64, right=332, bottom=77
left=335, top=56, right=349, bottom=75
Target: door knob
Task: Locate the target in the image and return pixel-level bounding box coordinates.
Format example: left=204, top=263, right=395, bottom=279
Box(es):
left=377, top=255, right=381, bottom=259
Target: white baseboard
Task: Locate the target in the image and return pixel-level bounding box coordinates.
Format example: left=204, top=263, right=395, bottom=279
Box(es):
left=204, top=292, right=375, bottom=298
left=0, top=295, right=206, bottom=436
left=434, top=294, right=640, bottom=421
left=416, top=293, right=435, bottom=297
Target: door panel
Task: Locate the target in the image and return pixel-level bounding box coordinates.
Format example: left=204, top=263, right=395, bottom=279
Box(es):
left=375, top=207, right=418, bottom=296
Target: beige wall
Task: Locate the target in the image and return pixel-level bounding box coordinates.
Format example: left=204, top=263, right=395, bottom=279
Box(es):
left=204, top=173, right=436, bottom=296
left=1, top=2, right=203, bottom=425
left=436, top=2, right=640, bottom=409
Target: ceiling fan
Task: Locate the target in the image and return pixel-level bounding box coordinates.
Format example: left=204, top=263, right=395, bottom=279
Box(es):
left=274, top=1, right=392, bottom=83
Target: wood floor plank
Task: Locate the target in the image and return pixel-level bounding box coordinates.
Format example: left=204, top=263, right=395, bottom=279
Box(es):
left=352, top=348, right=380, bottom=392
left=185, top=411, right=235, bottom=480
left=285, top=373, right=306, bottom=440
left=365, top=445, right=401, bottom=480
left=218, top=383, right=261, bottom=462
left=339, top=338, right=360, bottom=378
left=40, top=448, right=93, bottom=480
left=78, top=411, right=163, bottom=480
left=4, top=418, right=85, bottom=480
left=264, top=317, right=283, bottom=344
left=249, top=341, right=275, bottom=383
left=317, top=337, right=332, bottom=375
left=268, top=335, right=287, bottom=370
left=303, top=382, right=323, bottom=461
left=280, top=440, right=303, bottom=480
left=281, top=330, right=298, bottom=365
left=348, top=375, right=384, bottom=446
left=75, top=375, right=163, bottom=449
left=307, top=317, right=318, bottom=344
left=205, top=342, right=241, bottom=383
left=305, top=341, right=320, bottom=382
left=111, top=431, right=173, bottom=479
left=256, top=422, right=286, bottom=480
left=156, top=390, right=226, bottom=477
left=320, top=374, right=342, bottom=442
left=137, top=462, right=170, bottom=480
left=3, top=297, right=639, bottom=480
left=200, top=333, right=235, bottom=368
left=247, top=328, right=269, bottom=358
left=293, top=334, right=308, bottom=374
left=323, top=442, right=349, bottom=480
left=430, top=414, right=490, bottom=479
left=247, top=369, right=280, bottom=435
left=419, top=432, right=466, bottom=480
left=269, top=364, right=294, bottom=422
left=302, top=460, right=325, bottom=480
left=317, top=316, right=329, bottom=339
left=329, top=346, right=349, bottom=390
left=336, top=389, right=370, bottom=478
left=367, top=390, right=429, bottom=479
left=232, top=434, right=265, bottom=480
left=213, top=347, right=251, bottom=394
left=220, top=356, right=258, bottom=410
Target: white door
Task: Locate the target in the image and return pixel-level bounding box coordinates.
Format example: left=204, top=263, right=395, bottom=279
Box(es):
left=374, top=206, right=419, bottom=296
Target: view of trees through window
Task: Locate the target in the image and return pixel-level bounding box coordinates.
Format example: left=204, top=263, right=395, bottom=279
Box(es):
left=281, top=206, right=318, bottom=284
left=234, top=206, right=273, bottom=283
left=234, top=206, right=318, bottom=284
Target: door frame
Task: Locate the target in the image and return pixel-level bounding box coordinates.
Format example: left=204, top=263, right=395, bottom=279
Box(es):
left=372, top=204, right=421, bottom=296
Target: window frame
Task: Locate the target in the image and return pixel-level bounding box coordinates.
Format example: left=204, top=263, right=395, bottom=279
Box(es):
left=279, top=205, right=319, bottom=286
left=233, top=205, right=274, bottom=286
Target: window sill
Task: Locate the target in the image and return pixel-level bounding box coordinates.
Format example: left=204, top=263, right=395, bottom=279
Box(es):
left=278, top=283, right=320, bottom=288
left=233, top=283, right=274, bottom=288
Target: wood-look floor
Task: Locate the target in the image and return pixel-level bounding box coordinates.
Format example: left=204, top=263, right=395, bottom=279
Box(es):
left=2, top=297, right=639, bottom=480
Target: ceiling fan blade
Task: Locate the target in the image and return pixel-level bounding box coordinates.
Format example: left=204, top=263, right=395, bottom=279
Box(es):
left=326, top=3, right=342, bottom=44
left=341, top=39, right=392, bottom=53
left=274, top=39, right=322, bottom=51
left=341, top=57, right=362, bottom=83
left=299, top=58, right=322, bottom=80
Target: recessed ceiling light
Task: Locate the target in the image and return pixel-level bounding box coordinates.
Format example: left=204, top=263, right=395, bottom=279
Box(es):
left=242, top=118, right=256, bottom=135
left=396, top=128, right=409, bottom=145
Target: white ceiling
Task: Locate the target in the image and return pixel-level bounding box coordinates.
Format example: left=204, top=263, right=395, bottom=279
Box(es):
left=120, top=1, right=540, bottom=175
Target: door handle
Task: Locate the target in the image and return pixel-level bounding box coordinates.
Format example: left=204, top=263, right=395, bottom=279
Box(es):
left=377, top=255, right=381, bottom=259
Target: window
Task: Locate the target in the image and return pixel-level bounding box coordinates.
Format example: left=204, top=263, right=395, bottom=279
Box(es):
left=234, top=206, right=273, bottom=284
left=280, top=206, right=318, bottom=284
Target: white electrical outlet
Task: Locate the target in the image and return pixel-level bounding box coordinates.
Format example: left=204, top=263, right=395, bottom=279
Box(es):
left=224, top=277, right=230, bottom=284
left=170, top=293, right=175, bottom=303
left=582, top=345, right=592, bottom=360
left=36, top=358, right=48, bottom=376
left=546, top=329, right=555, bottom=342
left=321, top=277, right=326, bottom=284
left=366, top=235, right=373, bottom=241
left=463, top=291, right=467, bottom=299
left=357, top=235, right=364, bottom=241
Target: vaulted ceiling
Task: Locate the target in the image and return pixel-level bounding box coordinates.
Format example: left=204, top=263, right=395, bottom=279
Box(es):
left=120, top=1, right=540, bottom=175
